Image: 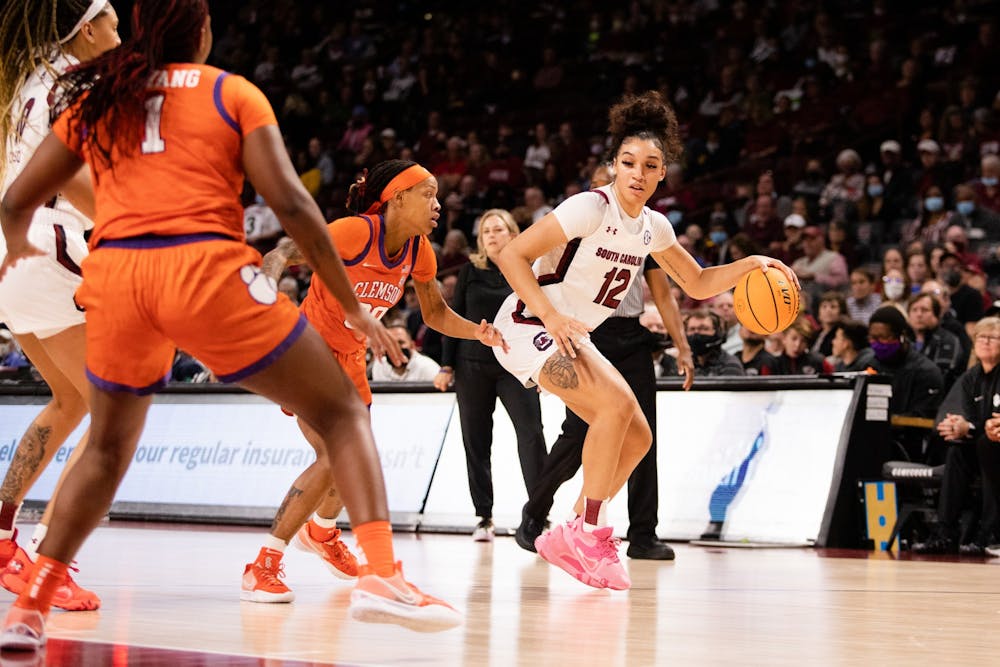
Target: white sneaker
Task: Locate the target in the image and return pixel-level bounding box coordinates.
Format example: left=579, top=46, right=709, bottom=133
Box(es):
left=985, top=544, right=1000, bottom=558
left=471, top=518, right=494, bottom=542
left=0, top=607, right=45, bottom=652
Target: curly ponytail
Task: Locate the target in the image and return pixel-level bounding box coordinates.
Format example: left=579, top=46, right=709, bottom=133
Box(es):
left=606, top=91, right=682, bottom=164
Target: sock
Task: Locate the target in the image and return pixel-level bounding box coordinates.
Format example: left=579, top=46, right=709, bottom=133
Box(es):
left=0, top=501, right=20, bottom=540
left=13, top=555, right=67, bottom=615
left=582, top=497, right=607, bottom=533
left=26, top=524, right=47, bottom=562
left=262, top=534, right=286, bottom=554
left=308, top=514, right=339, bottom=542
left=353, top=520, right=395, bottom=577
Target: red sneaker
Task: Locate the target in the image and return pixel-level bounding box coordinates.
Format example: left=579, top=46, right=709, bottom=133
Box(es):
left=240, top=549, right=294, bottom=603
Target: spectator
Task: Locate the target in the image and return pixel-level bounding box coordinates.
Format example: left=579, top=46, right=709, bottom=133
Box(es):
left=972, top=154, right=1000, bottom=214
left=773, top=317, right=827, bottom=375
left=953, top=183, right=1000, bottom=235
left=738, top=324, right=779, bottom=376
left=846, top=267, right=882, bottom=324
left=905, top=249, right=931, bottom=294
left=901, top=184, right=953, bottom=246
left=744, top=193, right=784, bottom=249
left=907, top=291, right=967, bottom=392
left=661, top=309, right=744, bottom=377
left=922, top=278, right=973, bottom=359
left=791, top=159, right=827, bottom=220
left=914, top=138, right=956, bottom=201
left=371, top=325, right=441, bottom=382
left=913, top=316, right=1000, bottom=555
left=523, top=186, right=552, bottom=225
left=880, top=266, right=911, bottom=313
left=868, top=305, right=945, bottom=459
left=709, top=291, right=742, bottom=355
left=771, top=213, right=806, bottom=265
left=939, top=251, right=985, bottom=339
left=437, top=229, right=471, bottom=278
left=523, top=122, right=551, bottom=185
left=819, top=149, right=865, bottom=221
left=791, top=226, right=849, bottom=305
left=811, top=292, right=848, bottom=357
left=829, top=317, right=875, bottom=372
left=307, top=137, right=334, bottom=188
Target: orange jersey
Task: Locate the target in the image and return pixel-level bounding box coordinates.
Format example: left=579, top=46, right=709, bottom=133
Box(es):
left=302, top=214, right=436, bottom=353
left=51, top=64, right=276, bottom=247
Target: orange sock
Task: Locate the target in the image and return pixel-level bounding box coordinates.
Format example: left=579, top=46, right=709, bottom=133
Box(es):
left=14, top=555, right=67, bottom=615
left=353, top=520, right=395, bottom=577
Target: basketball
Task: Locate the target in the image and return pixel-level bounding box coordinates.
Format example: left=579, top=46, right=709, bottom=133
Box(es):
left=733, top=268, right=799, bottom=335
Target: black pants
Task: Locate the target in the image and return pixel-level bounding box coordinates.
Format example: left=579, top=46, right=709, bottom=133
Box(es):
left=937, top=437, right=1000, bottom=543
left=455, top=357, right=547, bottom=519
left=522, top=317, right=659, bottom=543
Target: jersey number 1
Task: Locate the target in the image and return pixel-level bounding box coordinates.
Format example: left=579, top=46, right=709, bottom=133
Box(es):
left=141, top=94, right=166, bottom=154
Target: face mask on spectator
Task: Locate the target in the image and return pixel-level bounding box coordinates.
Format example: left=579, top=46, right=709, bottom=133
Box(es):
left=883, top=279, right=905, bottom=300
left=983, top=177, right=999, bottom=187
left=667, top=210, right=684, bottom=225
left=956, top=200, right=976, bottom=216
left=870, top=339, right=902, bottom=362
left=923, top=196, right=944, bottom=212
left=867, top=184, right=884, bottom=198
left=710, top=231, right=727, bottom=245
left=941, top=268, right=962, bottom=288
left=687, top=333, right=722, bottom=356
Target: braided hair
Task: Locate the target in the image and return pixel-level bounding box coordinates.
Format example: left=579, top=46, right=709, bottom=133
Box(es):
left=606, top=91, right=682, bottom=165
left=0, top=0, right=99, bottom=183
left=54, top=0, right=208, bottom=169
left=345, top=159, right=418, bottom=215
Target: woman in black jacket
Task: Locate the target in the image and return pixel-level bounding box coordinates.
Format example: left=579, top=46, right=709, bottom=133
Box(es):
left=434, top=209, right=547, bottom=541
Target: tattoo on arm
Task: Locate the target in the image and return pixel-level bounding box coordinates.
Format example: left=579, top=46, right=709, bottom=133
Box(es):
left=271, top=485, right=304, bottom=530
left=541, top=353, right=580, bottom=390
left=0, top=424, right=52, bottom=503
left=662, top=257, right=686, bottom=284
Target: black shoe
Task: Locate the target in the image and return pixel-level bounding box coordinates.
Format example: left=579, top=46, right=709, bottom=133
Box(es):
left=911, top=536, right=956, bottom=554
left=699, top=521, right=723, bottom=540
left=515, top=515, right=545, bottom=553
left=627, top=539, right=676, bottom=561
left=959, top=542, right=987, bottom=557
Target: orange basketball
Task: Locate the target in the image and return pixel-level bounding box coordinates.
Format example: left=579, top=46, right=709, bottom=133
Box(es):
left=733, top=268, right=799, bottom=335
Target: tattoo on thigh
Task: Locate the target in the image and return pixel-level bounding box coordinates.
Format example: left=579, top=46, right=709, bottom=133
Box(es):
left=327, top=487, right=340, bottom=500
left=542, top=353, right=579, bottom=390
left=0, top=424, right=52, bottom=502
left=271, top=485, right=304, bottom=530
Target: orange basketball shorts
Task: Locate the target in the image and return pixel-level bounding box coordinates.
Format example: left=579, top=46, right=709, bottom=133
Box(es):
left=77, top=234, right=304, bottom=394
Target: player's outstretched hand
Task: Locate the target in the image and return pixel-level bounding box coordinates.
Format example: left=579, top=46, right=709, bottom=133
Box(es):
left=542, top=312, right=591, bottom=359
left=474, top=319, right=509, bottom=353
left=750, top=255, right=800, bottom=291
left=0, top=240, right=45, bottom=282
left=346, top=310, right=406, bottom=366
left=675, top=345, right=695, bottom=391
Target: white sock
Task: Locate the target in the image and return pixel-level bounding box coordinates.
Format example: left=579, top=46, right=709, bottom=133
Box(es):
left=25, top=523, right=46, bottom=562
left=263, top=534, right=287, bottom=553
left=0, top=502, right=21, bottom=541
left=311, top=514, right=338, bottom=529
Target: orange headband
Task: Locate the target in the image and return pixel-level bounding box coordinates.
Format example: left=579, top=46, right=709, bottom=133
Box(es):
left=380, top=164, right=432, bottom=204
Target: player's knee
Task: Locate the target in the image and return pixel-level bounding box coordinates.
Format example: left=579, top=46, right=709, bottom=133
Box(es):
left=48, top=390, right=87, bottom=424
left=627, top=413, right=652, bottom=455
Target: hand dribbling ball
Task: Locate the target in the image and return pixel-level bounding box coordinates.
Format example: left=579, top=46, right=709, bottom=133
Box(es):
left=733, top=268, right=799, bottom=335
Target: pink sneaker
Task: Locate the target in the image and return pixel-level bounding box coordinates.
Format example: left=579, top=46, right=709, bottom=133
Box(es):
left=534, top=517, right=630, bottom=590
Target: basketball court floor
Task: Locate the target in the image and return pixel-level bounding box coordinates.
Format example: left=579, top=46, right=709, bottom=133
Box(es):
left=1, top=521, right=997, bottom=665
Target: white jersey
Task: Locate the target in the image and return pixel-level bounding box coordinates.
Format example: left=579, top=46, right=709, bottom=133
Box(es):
left=493, top=185, right=675, bottom=387
left=3, top=54, right=91, bottom=237
left=514, top=184, right=675, bottom=330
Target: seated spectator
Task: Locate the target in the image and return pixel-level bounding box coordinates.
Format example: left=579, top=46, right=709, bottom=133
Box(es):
left=972, top=154, right=1000, bottom=214
left=953, top=183, right=1000, bottom=237
left=939, top=251, right=985, bottom=340
left=791, top=159, right=826, bottom=221
left=880, top=267, right=911, bottom=313
left=438, top=229, right=471, bottom=278
left=738, top=325, right=778, bottom=376
left=908, top=291, right=968, bottom=392
left=905, top=249, right=931, bottom=295
left=743, top=193, right=784, bottom=249
left=811, top=291, right=848, bottom=357
left=773, top=316, right=827, bottom=375
left=660, top=309, right=744, bottom=377
left=922, top=278, right=973, bottom=358
left=869, top=306, right=945, bottom=459
left=770, top=213, right=806, bottom=265
left=943, top=224, right=982, bottom=272
left=847, top=267, right=882, bottom=324
left=819, top=149, right=865, bottom=221
left=877, top=139, right=917, bottom=223
left=791, top=226, right=849, bottom=306
left=912, top=316, right=1000, bottom=555
left=709, top=291, right=742, bottom=355
left=901, top=185, right=953, bottom=246
left=829, top=317, right=875, bottom=372
left=826, top=219, right=861, bottom=268
left=523, top=186, right=552, bottom=225
left=371, top=325, right=441, bottom=382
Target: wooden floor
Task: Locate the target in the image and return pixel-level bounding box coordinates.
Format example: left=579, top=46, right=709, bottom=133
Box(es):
left=6, top=522, right=1000, bottom=666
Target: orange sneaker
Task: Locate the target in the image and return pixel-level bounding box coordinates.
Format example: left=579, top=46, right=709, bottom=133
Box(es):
left=293, top=524, right=358, bottom=580
left=0, top=606, right=45, bottom=652
left=240, top=549, right=294, bottom=603
left=0, top=531, right=18, bottom=569
left=350, top=562, right=462, bottom=632
left=0, top=549, right=100, bottom=612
